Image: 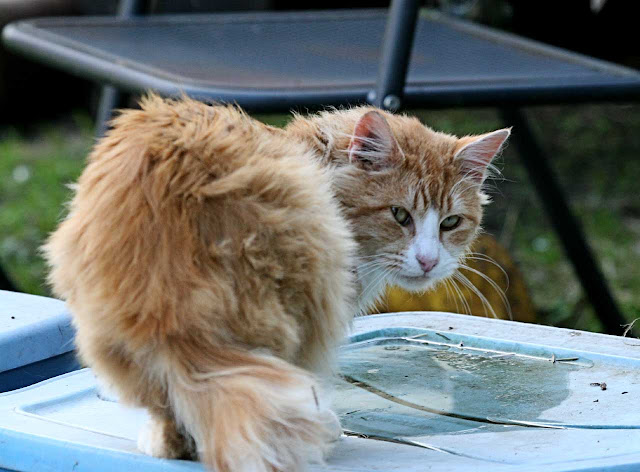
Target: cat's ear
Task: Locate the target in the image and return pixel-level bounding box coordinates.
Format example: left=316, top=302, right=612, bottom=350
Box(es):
left=454, top=128, right=511, bottom=183
left=348, top=111, right=402, bottom=170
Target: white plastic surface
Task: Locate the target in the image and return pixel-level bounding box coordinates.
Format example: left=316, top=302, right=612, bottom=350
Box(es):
left=0, top=312, right=639, bottom=471
left=0, top=290, right=74, bottom=371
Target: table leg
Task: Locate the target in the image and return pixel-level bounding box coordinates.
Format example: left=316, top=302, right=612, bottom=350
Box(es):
left=500, top=107, right=626, bottom=334
left=0, top=264, right=17, bottom=292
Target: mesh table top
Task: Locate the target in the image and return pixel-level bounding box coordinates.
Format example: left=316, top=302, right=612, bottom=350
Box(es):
left=4, top=9, right=640, bottom=110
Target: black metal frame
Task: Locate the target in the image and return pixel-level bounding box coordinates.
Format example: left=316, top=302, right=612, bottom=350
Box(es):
left=0, top=265, right=17, bottom=292
left=6, top=11, right=640, bottom=113
left=94, top=0, right=146, bottom=136
left=501, top=109, right=626, bottom=332
left=372, top=0, right=420, bottom=111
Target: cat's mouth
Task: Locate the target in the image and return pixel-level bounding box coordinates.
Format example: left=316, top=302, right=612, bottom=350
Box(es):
left=398, top=273, right=429, bottom=281
left=396, top=265, right=457, bottom=291
left=395, top=273, right=435, bottom=291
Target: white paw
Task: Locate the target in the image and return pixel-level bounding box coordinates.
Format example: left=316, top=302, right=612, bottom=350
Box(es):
left=137, top=418, right=170, bottom=458
left=320, top=409, right=343, bottom=443
left=95, top=379, right=119, bottom=403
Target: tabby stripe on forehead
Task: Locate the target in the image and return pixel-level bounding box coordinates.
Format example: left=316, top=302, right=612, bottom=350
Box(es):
left=437, top=182, right=448, bottom=211
left=420, top=185, right=429, bottom=210
left=429, top=181, right=439, bottom=210
left=350, top=205, right=390, bottom=218
left=411, top=160, right=424, bottom=182
left=443, top=184, right=450, bottom=210
left=412, top=189, right=420, bottom=210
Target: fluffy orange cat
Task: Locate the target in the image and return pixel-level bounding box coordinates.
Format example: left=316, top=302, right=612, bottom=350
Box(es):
left=44, top=95, right=509, bottom=472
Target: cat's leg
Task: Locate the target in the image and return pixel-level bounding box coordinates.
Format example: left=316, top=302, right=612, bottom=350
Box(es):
left=138, top=409, right=196, bottom=460
left=289, top=361, right=343, bottom=459
left=312, top=382, right=344, bottom=455
left=75, top=336, right=195, bottom=460
left=316, top=406, right=343, bottom=456
left=296, top=359, right=344, bottom=448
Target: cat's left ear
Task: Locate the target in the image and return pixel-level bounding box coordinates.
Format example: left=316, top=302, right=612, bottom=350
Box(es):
left=454, top=128, right=511, bottom=183
left=348, top=111, right=402, bottom=170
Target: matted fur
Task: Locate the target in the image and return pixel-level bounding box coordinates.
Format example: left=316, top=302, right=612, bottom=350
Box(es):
left=44, top=95, right=508, bottom=471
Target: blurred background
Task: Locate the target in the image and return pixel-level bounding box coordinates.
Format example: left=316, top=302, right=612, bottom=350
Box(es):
left=0, top=0, right=638, bottom=334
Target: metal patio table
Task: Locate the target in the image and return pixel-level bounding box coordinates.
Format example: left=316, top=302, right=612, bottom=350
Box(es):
left=3, top=0, right=640, bottom=332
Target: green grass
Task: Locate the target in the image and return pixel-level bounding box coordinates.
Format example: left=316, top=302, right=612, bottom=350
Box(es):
left=1, top=105, right=639, bottom=335
left=0, top=113, right=93, bottom=294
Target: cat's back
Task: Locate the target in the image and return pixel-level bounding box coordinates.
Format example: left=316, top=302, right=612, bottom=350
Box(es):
left=93, top=94, right=285, bottom=178
left=45, top=95, right=355, bottom=366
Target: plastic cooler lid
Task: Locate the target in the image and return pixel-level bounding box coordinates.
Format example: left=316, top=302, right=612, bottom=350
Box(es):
left=1, top=311, right=639, bottom=471
left=0, top=290, right=74, bottom=372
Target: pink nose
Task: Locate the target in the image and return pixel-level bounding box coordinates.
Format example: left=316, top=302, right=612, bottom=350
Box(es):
left=416, top=255, right=438, bottom=273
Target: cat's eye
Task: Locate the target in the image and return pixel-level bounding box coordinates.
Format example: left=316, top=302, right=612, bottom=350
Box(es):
left=391, top=206, right=412, bottom=226
left=440, top=215, right=461, bottom=231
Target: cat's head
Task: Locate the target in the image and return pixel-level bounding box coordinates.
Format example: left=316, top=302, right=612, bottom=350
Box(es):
left=307, top=108, right=510, bottom=310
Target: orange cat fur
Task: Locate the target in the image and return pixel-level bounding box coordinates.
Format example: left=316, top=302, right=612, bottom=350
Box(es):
left=44, top=95, right=509, bottom=472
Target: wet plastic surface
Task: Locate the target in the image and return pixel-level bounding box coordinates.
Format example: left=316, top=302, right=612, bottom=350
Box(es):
left=336, top=327, right=640, bottom=468
left=1, top=312, right=639, bottom=471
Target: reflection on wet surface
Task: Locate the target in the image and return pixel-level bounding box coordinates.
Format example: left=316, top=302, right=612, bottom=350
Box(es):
left=335, top=328, right=640, bottom=445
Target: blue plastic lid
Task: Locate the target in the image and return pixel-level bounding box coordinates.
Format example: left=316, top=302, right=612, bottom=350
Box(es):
left=0, top=290, right=74, bottom=372
left=1, top=312, right=639, bottom=471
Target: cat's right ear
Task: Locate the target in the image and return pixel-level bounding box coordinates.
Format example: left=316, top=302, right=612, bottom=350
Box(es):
left=348, top=111, right=402, bottom=170
left=453, top=128, right=511, bottom=183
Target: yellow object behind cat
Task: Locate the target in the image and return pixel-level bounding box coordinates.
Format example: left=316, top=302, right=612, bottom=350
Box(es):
left=377, top=234, right=537, bottom=323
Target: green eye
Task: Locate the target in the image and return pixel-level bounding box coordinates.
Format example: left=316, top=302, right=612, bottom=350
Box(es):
left=391, top=206, right=412, bottom=226
left=441, top=215, right=461, bottom=231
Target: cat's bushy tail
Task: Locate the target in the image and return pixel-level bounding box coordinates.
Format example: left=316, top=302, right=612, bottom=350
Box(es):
left=166, top=349, right=340, bottom=472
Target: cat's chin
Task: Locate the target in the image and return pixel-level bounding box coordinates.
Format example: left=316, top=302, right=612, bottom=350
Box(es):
left=395, top=274, right=437, bottom=292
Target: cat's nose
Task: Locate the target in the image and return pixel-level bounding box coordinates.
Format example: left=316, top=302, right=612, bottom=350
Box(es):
left=416, top=255, right=438, bottom=273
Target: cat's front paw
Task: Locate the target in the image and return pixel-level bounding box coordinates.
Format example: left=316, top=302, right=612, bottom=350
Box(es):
left=315, top=408, right=343, bottom=462
left=323, top=409, right=343, bottom=442
left=137, top=416, right=192, bottom=459
left=138, top=417, right=170, bottom=458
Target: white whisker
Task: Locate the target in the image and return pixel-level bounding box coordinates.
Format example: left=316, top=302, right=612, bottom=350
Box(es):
left=443, top=278, right=461, bottom=314
left=450, top=276, right=472, bottom=315
left=454, top=271, right=500, bottom=319
left=458, top=264, right=512, bottom=320
left=463, top=253, right=510, bottom=291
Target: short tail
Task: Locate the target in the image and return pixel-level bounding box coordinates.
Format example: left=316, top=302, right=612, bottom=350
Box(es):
left=167, top=349, right=341, bottom=472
